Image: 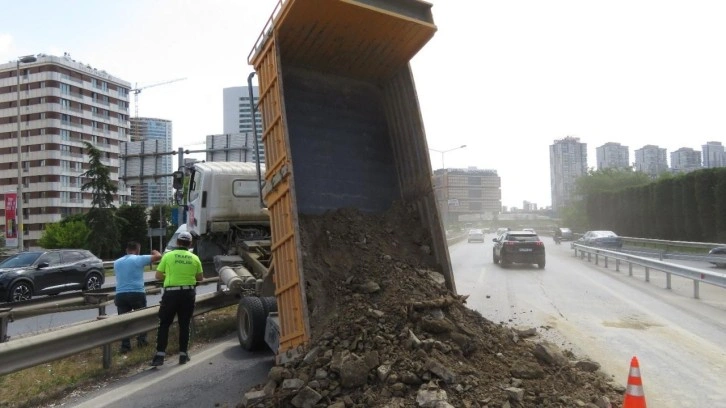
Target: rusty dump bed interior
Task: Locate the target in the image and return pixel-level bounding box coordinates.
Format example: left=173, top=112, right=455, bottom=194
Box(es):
left=250, top=0, right=451, bottom=356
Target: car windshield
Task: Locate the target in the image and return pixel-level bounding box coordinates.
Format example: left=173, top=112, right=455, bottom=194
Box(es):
left=593, top=231, right=617, bottom=237
left=0, top=252, right=43, bottom=268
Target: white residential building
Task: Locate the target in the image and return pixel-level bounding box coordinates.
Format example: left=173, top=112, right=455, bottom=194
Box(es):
left=0, top=54, right=130, bottom=248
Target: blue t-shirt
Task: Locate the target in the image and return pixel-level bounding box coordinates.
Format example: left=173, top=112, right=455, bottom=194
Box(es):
left=114, top=254, right=152, bottom=293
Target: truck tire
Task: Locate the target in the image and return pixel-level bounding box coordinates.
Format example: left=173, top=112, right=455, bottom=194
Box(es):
left=237, top=296, right=267, bottom=350
left=260, top=296, right=278, bottom=316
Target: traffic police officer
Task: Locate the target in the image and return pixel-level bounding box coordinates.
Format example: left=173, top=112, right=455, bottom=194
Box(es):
left=151, top=231, right=203, bottom=366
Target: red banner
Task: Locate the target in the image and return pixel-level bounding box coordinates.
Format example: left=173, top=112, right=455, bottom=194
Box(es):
left=5, top=193, right=17, bottom=247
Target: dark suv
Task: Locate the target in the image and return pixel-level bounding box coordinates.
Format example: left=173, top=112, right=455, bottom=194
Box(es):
left=492, top=231, right=546, bottom=269
left=0, top=249, right=104, bottom=302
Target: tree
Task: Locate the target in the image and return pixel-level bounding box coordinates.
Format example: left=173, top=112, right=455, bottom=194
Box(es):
left=116, top=205, right=150, bottom=254
left=148, top=204, right=173, bottom=251
left=81, top=142, right=119, bottom=258
left=38, top=220, right=90, bottom=249
left=576, top=168, right=652, bottom=197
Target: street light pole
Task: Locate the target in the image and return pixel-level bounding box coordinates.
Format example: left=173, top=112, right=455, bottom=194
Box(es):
left=429, top=144, right=467, bottom=171
left=428, top=145, right=466, bottom=227
left=16, top=55, right=37, bottom=252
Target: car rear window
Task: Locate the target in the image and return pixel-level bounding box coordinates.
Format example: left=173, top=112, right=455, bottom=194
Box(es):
left=506, top=234, right=539, bottom=242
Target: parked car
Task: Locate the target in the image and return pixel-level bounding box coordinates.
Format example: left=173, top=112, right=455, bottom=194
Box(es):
left=492, top=230, right=546, bottom=269
left=0, top=249, right=105, bottom=302
left=708, top=247, right=726, bottom=268
left=467, top=229, right=485, bottom=243
left=575, top=230, right=623, bottom=250
left=554, top=227, right=574, bottom=241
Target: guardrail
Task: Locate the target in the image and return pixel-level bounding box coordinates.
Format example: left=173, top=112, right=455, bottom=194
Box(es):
left=0, top=291, right=238, bottom=376
left=572, top=243, right=726, bottom=299
left=0, top=279, right=217, bottom=343
left=622, top=236, right=725, bottom=252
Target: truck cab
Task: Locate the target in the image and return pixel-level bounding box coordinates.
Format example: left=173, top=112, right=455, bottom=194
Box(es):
left=185, top=162, right=270, bottom=271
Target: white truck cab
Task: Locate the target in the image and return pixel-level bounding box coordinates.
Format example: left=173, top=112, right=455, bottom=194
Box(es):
left=186, top=162, right=267, bottom=237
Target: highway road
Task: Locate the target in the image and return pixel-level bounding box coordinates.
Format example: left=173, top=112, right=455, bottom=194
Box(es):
left=452, top=236, right=726, bottom=408
left=31, top=236, right=726, bottom=407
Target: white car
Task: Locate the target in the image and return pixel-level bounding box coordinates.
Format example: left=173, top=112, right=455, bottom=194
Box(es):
left=467, top=229, right=485, bottom=243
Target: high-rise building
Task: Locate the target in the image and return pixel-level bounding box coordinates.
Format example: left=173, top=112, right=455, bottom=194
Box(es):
left=432, top=167, right=501, bottom=225
left=596, top=142, right=629, bottom=170
left=0, top=54, right=130, bottom=248
left=549, top=136, right=587, bottom=215
left=670, top=147, right=701, bottom=174
left=222, top=86, right=264, bottom=163
left=634, top=145, right=668, bottom=178
left=128, top=117, right=172, bottom=206
left=702, top=141, right=726, bottom=168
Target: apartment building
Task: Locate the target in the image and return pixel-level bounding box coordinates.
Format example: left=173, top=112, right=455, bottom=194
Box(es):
left=222, top=86, right=264, bottom=163
left=128, top=117, right=172, bottom=206
left=702, top=141, right=726, bottom=168
left=432, top=167, right=501, bottom=225
left=670, top=147, right=701, bottom=174
left=549, top=136, right=587, bottom=215
left=634, top=145, right=668, bottom=178
left=595, top=142, right=629, bottom=170
left=0, top=54, right=130, bottom=248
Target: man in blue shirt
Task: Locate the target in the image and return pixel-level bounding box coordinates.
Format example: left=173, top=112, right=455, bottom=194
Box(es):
left=114, top=241, right=161, bottom=353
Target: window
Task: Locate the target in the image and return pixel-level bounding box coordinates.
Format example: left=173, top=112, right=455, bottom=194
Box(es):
left=61, top=129, right=70, bottom=141
left=60, top=83, right=70, bottom=94
left=468, top=189, right=482, bottom=198
left=37, top=252, right=62, bottom=266
left=61, top=99, right=70, bottom=108
left=233, top=180, right=259, bottom=197
left=469, top=202, right=482, bottom=211
left=63, top=251, right=86, bottom=263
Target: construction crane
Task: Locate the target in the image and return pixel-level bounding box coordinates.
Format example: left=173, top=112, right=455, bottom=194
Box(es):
left=130, top=77, right=187, bottom=140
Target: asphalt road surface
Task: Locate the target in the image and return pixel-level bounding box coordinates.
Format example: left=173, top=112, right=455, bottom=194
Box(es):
left=452, top=236, right=726, bottom=408
left=61, top=335, right=275, bottom=408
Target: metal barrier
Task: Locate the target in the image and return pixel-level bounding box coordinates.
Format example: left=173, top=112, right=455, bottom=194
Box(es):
left=0, top=291, right=238, bottom=376
left=573, top=244, right=726, bottom=299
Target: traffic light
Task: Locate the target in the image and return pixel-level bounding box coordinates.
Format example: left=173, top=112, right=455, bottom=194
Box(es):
left=172, top=170, right=184, bottom=190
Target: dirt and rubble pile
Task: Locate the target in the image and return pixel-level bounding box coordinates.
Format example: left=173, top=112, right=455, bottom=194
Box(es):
left=241, top=204, right=625, bottom=408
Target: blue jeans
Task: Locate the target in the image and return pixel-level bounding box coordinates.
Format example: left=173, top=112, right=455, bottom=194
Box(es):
left=115, top=292, right=148, bottom=350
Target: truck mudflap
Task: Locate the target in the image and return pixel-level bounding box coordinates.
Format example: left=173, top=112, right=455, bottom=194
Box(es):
left=250, top=0, right=450, bottom=358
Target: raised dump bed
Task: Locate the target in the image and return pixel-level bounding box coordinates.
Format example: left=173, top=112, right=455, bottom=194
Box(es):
left=249, top=0, right=453, bottom=357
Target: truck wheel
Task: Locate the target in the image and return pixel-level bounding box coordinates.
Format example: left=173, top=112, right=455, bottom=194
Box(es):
left=237, top=296, right=266, bottom=350
left=260, top=296, right=278, bottom=316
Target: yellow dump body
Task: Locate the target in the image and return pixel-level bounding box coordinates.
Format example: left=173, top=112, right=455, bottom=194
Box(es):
left=250, top=0, right=453, bottom=357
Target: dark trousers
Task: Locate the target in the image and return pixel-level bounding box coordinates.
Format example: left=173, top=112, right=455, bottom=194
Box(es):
left=115, top=292, right=148, bottom=350
left=156, top=289, right=196, bottom=353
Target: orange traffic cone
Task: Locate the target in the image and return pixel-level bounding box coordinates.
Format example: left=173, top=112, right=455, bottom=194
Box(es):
left=623, top=356, right=647, bottom=408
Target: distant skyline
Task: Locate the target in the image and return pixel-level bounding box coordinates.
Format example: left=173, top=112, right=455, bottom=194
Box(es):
left=4, top=1, right=726, bottom=208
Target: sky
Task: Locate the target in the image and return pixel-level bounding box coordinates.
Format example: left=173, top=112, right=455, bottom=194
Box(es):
left=3, top=0, right=726, bottom=208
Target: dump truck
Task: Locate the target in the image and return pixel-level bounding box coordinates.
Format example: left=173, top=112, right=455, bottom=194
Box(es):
left=183, top=0, right=454, bottom=362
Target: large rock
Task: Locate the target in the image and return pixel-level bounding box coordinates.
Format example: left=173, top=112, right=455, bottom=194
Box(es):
left=420, top=316, right=455, bottom=334
left=575, top=359, right=601, bottom=372
left=425, top=359, right=457, bottom=384
left=290, top=386, right=322, bottom=408
left=416, top=388, right=449, bottom=407
left=510, top=361, right=546, bottom=379
left=240, top=389, right=266, bottom=407
left=340, top=355, right=370, bottom=388
left=533, top=341, right=570, bottom=367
